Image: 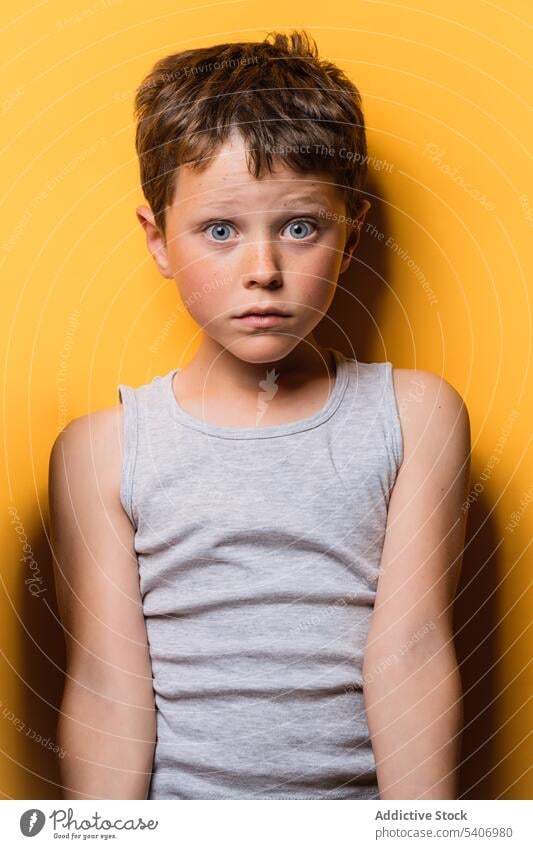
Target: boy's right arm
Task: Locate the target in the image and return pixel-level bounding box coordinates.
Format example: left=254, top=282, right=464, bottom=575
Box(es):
left=48, top=408, right=156, bottom=800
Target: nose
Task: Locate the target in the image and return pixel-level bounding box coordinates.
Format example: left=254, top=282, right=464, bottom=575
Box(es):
left=240, top=236, right=282, bottom=289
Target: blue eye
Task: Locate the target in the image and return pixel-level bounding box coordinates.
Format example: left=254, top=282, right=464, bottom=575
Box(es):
left=284, top=220, right=316, bottom=240
left=205, top=222, right=235, bottom=241
left=203, top=219, right=316, bottom=241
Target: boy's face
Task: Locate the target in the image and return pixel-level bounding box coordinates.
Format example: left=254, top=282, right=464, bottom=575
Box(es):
left=137, top=132, right=369, bottom=364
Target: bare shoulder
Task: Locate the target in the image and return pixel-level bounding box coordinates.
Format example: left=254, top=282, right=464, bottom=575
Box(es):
left=363, top=368, right=472, bottom=655
left=49, top=405, right=124, bottom=502
left=48, top=403, right=153, bottom=714
left=390, top=367, right=471, bottom=461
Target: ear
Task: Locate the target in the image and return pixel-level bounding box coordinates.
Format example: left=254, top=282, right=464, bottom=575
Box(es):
left=136, top=205, right=173, bottom=279
left=339, top=199, right=371, bottom=274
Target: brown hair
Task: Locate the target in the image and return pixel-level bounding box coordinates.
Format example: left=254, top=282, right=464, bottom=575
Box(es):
left=134, top=30, right=368, bottom=239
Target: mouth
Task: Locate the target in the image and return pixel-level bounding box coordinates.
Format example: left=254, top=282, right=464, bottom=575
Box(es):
left=233, top=305, right=292, bottom=318
left=233, top=313, right=291, bottom=328
left=232, top=304, right=292, bottom=329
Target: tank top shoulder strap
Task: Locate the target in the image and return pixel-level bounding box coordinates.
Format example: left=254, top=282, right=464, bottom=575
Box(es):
left=117, top=382, right=138, bottom=528
left=338, top=354, right=403, bottom=472
left=117, top=371, right=173, bottom=529
left=382, top=360, right=404, bottom=470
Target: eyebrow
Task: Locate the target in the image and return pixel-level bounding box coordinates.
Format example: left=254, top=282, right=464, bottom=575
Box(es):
left=281, top=193, right=332, bottom=207
left=194, top=194, right=331, bottom=212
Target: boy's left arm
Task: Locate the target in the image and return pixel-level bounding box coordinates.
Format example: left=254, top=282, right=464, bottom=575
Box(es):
left=363, top=369, right=471, bottom=800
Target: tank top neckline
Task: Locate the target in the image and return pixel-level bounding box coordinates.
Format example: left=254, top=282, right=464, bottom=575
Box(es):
left=165, top=348, right=351, bottom=440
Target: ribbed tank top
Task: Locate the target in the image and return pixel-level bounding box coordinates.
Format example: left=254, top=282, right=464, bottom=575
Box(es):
left=117, top=348, right=403, bottom=800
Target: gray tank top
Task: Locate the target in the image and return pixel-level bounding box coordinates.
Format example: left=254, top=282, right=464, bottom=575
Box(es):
left=118, top=348, right=403, bottom=800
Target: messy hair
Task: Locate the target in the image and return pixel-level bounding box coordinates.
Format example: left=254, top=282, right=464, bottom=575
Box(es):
left=134, top=30, right=368, bottom=239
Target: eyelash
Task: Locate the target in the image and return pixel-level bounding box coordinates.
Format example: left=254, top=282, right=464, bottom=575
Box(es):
left=201, top=218, right=319, bottom=242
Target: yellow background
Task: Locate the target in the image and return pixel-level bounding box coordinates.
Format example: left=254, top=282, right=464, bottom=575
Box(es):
left=1, top=0, right=531, bottom=799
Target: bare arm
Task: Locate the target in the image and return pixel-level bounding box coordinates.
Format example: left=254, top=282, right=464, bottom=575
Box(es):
left=363, top=370, right=471, bottom=799
left=49, top=408, right=156, bottom=800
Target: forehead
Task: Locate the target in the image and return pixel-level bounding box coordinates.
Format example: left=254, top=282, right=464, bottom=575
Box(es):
left=171, top=132, right=344, bottom=211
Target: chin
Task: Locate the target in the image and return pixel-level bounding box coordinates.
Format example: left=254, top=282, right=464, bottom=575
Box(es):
left=230, top=335, right=300, bottom=363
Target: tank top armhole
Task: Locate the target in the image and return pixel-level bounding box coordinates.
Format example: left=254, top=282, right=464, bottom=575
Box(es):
left=118, top=384, right=138, bottom=530
left=385, top=362, right=404, bottom=471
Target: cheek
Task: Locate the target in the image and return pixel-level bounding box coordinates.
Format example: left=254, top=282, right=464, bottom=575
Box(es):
left=178, top=266, right=234, bottom=324
left=301, top=277, right=337, bottom=312
left=289, top=248, right=341, bottom=298
left=169, top=240, right=230, bottom=311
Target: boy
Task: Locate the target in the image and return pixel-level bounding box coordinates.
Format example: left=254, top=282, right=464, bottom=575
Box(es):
left=49, top=30, right=471, bottom=800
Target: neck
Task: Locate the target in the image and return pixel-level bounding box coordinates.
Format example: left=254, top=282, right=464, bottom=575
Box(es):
left=178, top=334, right=334, bottom=394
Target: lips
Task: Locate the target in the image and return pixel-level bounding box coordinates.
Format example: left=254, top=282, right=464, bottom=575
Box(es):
left=234, top=313, right=290, bottom=328
left=233, top=305, right=291, bottom=318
